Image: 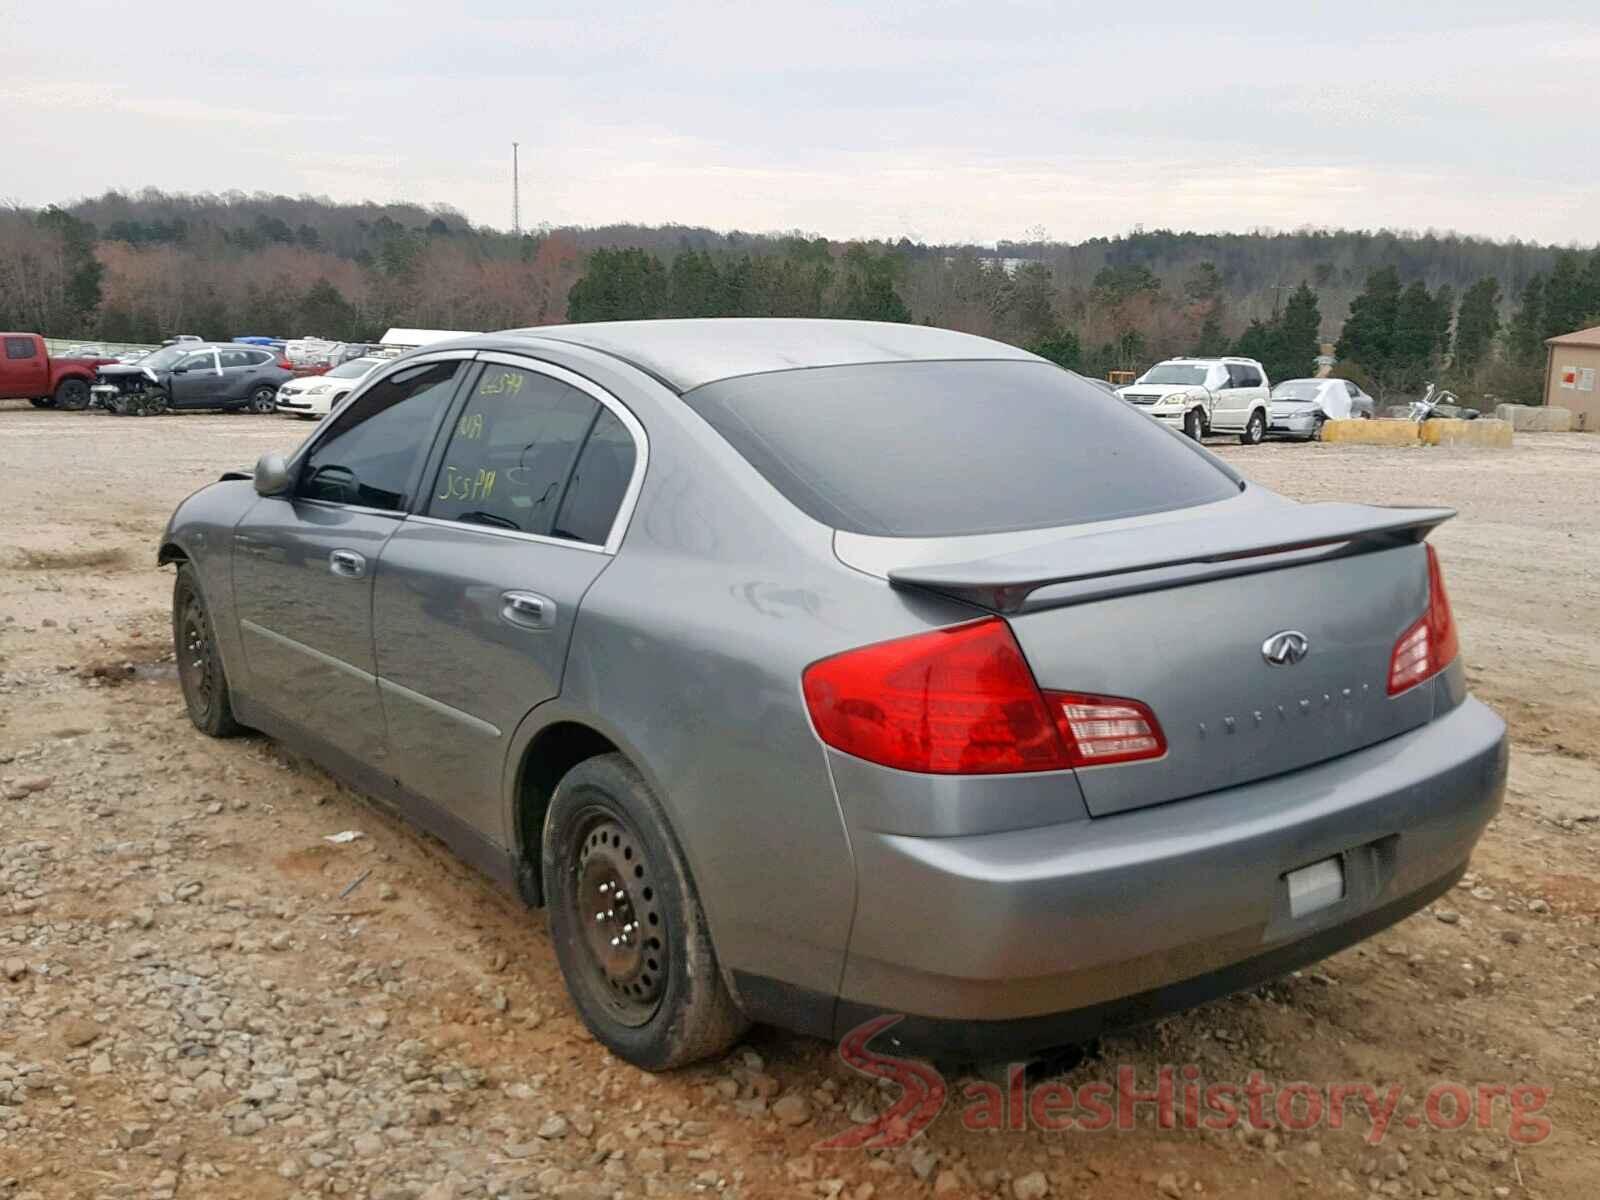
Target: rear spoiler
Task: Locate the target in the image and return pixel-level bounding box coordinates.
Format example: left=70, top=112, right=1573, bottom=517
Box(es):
left=887, top=503, right=1454, bottom=614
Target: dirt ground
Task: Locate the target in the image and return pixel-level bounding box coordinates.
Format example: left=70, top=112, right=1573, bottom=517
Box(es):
left=1, top=404, right=1597, bottom=1200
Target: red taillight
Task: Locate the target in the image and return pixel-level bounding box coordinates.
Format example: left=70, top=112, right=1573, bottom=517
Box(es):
left=1387, top=544, right=1460, bottom=695
left=277, top=357, right=293, bottom=370
left=801, top=618, right=1165, bottom=775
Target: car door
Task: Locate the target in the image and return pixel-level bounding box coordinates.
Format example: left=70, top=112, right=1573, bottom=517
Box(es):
left=216, top=348, right=261, bottom=402
left=3, top=336, right=48, bottom=399
left=1209, top=363, right=1246, bottom=429
left=230, top=355, right=470, bottom=766
left=371, top=355, right=645, bottom=839
left=169, top=348, right=222, bottom=407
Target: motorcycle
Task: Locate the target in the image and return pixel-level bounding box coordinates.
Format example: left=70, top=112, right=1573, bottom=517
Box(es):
left=1407, top=383, right=1480, bottom=423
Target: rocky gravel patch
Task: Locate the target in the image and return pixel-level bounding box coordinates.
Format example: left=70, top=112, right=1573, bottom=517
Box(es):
left=2, top=412, right=1599, bottom=1199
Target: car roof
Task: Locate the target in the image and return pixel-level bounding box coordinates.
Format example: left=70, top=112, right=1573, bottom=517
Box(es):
left=453, top=318, right=1039, bottom=393
left=1154, top=356, right=1263, bottom=366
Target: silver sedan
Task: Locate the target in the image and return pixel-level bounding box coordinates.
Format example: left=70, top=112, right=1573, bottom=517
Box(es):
left=159, top=320, right=1504, bottom=1068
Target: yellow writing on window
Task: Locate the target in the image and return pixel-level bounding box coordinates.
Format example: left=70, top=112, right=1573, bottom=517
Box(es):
left=456, top=411, right=484, bottom=439
left=478, top=371, right=524, bottom=397
left=436, top=465, right=497, bottom=503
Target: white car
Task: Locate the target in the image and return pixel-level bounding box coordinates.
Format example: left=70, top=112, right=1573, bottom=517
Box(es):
left=274, top=356, right=384, bottom=419
left=1268, top=378, right=1375, bottom=439
left=1117, top=357, right=1272, bottom=444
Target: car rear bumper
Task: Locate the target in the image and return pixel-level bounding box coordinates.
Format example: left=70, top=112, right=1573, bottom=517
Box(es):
left=831, top=695, right=1506, bottom=1057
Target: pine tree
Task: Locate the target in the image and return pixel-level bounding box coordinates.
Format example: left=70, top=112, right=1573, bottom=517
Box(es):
left=1542, top=252, right=1589, bottom=340
left=1335, top=267, right=1401, bottom=375
left=1392, top=281, right=1441, bottom=387
left=1275, top=283, right=1322, bottom=382
left=1506, top=274, right=1545, bottom=367
left=1451, top=278, right=1502, bottom=374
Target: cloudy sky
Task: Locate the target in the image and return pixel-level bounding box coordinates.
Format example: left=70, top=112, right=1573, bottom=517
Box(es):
left=4, top=0, right=1596, bottom=245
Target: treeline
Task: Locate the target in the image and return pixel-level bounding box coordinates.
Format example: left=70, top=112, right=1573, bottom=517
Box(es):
left=1, top=189, right=1596, bottom=401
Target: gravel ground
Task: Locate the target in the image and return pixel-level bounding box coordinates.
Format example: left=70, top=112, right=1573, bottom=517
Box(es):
left=2, top=404, right=1598, bottom=1199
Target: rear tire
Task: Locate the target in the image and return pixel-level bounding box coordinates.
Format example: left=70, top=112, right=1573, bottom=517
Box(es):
left=249, top=386, right=277, bottom=414
left=1239, top=410, right=1266, bottom=445
left=173, top=564, right=244, bottom=738
left=1183, top=408, right=1206, bottom=441
left=543, top=753, right=748, bottom=1070
left=54, top=378, right=90, bottom=411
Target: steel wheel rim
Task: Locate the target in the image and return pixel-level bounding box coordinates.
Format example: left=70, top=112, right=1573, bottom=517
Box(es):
left=178, top=599, right=214, bottom=718
left=570, top=812, right=666, bottom=1027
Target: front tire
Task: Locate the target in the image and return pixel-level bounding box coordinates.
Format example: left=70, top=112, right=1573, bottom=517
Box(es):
left=1183, top=408, right=1207, bottom=441
left=54, top=378, right=90, bottom=411
left=249, top=386, right=278, bottom=414
left=173, top=564, right=244, bottom=738
left=543, top=753, right=747, bottom=1070
left=1239, top=410, right=1266, bottom=445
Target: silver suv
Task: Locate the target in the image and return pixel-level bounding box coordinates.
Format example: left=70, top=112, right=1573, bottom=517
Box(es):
left=1119, top=357, right=1272, bottom=443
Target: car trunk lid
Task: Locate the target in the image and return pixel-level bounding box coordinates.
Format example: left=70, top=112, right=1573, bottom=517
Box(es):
left=887, top=502, right=1451, bottom=816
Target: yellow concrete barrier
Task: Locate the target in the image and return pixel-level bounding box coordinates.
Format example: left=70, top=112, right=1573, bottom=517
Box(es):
left=1321, top=419, right=1420, bottom=445
left=1419, top=418, right=1513, bottom=448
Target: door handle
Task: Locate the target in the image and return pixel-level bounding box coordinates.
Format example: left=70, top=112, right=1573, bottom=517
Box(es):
left=328, top=549, right=366, bottom=579
left=500, top=590, right=556, bottom=630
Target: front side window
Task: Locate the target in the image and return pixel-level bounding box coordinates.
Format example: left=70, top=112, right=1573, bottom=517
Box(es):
left=298, top=360, right=462, bottom=511
left=4, top=337, right=36, bottom=360
left=426, top=366, right=601, bottom=534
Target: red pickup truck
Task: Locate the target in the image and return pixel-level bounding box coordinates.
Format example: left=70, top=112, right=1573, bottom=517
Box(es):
left=1, top=333, right=115, bottom=410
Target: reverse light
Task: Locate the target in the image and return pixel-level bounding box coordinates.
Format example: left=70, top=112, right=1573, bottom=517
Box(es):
left=1046, top=693, right=1167, bottom=766
left=801, top=618, right=1166, bottom=775
left=1387, top=544, right=1460, bottom=695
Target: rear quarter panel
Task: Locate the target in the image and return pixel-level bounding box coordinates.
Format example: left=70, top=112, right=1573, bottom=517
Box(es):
left=500, top=347, right=978, bottom=1008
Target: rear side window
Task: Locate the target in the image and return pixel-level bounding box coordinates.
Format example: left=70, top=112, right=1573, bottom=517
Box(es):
left=1228, top=364, right=1263, bottom=388
left=553, top=408, right=637, bottom=545
left=684, top=360, right=1238, bottom=537
left=5, top=337, right=37, bottom=359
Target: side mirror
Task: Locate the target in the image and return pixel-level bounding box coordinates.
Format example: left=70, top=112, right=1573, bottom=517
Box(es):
left=254, top=451, right=292, bottom=497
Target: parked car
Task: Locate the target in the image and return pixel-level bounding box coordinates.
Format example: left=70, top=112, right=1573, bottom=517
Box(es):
left=275, top=355, right=385, bottom=418
left=91, top=343, right=293, bottom=415
left=1118, top=357, right=1272, bottom=443
left=1268, top=377, right=1374, bottom=438
left=160, top=319, right=1506, bottom=1069
left=0, top=332, right=111, bottom=409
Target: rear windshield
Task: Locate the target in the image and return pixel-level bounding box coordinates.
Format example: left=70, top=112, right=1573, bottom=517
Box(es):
left=683, top=360, right=1239, bottom=537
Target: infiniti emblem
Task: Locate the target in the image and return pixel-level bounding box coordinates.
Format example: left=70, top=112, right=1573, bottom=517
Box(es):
left=1262, top=630, right=1310, bottom=666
